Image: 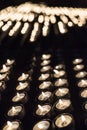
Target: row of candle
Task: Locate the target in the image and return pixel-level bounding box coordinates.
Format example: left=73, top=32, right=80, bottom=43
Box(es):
left=32, top=53, right=75, bottom=130
left=72, top=58, right=87, bottom=120
left=0, top=59, right=15, bottom=92
left=2, top=55, right=36, bottom=130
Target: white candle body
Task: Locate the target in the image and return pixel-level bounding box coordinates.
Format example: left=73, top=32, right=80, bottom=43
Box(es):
left=55, top=79, right=68, bottom=87
left=73, top=58, right=83, bottom=65
left=39, top=81, right=52, bottom=89
left=3, top=121, right=20, bottom=130
left=73, top=64, right=84, bottom=71
left=55, top=88, right=69, bottom=97
left=38, top=91, right=52, bottom=101
left=36, top=105, right=51, bottom=116
left=78, top=79, right=87, bottom=87
left=38, top=74, right=50, bottom=81
left=55, top=114, right=72, bottom=128
left=33, top=120, right=50, bottom=130
left=7, top=106, right=22, bottom=116
left=76, top=71, right=87, bottom=78
left=41, top=54, right=51, bottom=60
left=54, top=70, right=65, bottom=78
left=12, top=93, right=25, bottom=102
left=41, top=60, right=50, bottom=66
left=16, top=82, right=28, bottom=91
left=18, top=73, right=29, bottom=81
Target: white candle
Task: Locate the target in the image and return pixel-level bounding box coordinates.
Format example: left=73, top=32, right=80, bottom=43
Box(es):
left=73, top=64, right=84, bottom=71
left=55, top=114, right=72, bottom=128
left=53, top=70, right=66, bottom=78
left=0, top=73, right=7, bottom=81
left=55, top=79, right=68, bottom=87
left=0, top=65, right=10, bottom=73
left=55, top=99, right=71, bottom=110
left=80, top=89, right=87, bottom=98
left=7, top=106, right=22, bottom=116
left=6, top=59, right=15, bottom=66
left=3, top=121, right=20, bottom=130
left=55, top=64, right=65, bottom=70
left=39, top=81, right=52, bottom=90
left=41, top=54, right=51, bottom=60
left=73, top=58, right=83, bottom=65
left=12, top=92, right=25, bottom=102
left=38, top=74, right=50, bottom=81
left=33, top=120, right=50, bottom=130
left=18, top=73, right=29, bottom=81
left=38, top=91, right=52, bottom=101
left=55, top=88, right=69, bottom=97
left=16, top=82, right=28, bottom=91
left=36, top=104, right=51, bottom=116
left=75, top=71, right=87, bottom=78
left=77, top=79, right=87, bottom=87
left=40, top=66, right=51, bottom=72
left=41, top=60, right=51, bottom=66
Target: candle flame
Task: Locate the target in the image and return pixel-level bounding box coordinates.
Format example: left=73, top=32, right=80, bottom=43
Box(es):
left=12, top=106, right=16, bottom=112
left=19, top=82, right=23, bottom=86
left=7, top=59, right=11, bottom=64
left=7, top=121, right=12, bottom=126
left=17, top=92, right=20, bottom=97
left=42, top=92, right=45, bottom=97
left=61, top=115, right=66, bottom=122
left=3, top=65, right=7, bottom=71
left=59, top=88, right=64, bottom=93
left=38, top=105, right=43, bottom=111
left=54, top=69, right=59, bottom=74
left=59, top=99, right=63, bottom=104
left=22, top=73, right=26, bottom=78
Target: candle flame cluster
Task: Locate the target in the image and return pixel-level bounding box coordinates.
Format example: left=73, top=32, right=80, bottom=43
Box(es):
left=0, top=2, right=87, bottom=42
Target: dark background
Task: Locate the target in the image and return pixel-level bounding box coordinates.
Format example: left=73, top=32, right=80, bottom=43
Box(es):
left=0, top=0, right=87, bottom=10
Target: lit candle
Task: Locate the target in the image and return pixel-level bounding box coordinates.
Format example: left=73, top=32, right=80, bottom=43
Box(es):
left=38, top=74, right=50, bottom=81
left=18, top=73, right=29, bottom=82
left=0, top=65, right=10, bottom=74
left=41, top=54, right=51, bottom=60
left=75, top=71, right=87, bottom=78
left=73, top=64, right=84, bottom=71
left=33, top=120, right=51, bottom=130
left=40, top=66, right=51, bottom=73
left=55, top=64, right=65, bottom=70
left=16, top=82, right=29, bottom=91
left=54, top=88, right=69, bottom=98
left=77, top=79, right=87, bottom=88
left=0, top=81, right=6, bottom=91
left=0, top=73, right=8, bottom=81
left=54, top=99, right=71, bottom=112
left=38, top=91, right=52, bottom=102
left=54, top=113, right=74, bottom=129
left=80, top=88, right=87, bottom=99
left=6, top=59, right=15, bottom=66
left=41, top=60, right=51, bottom=66
left=36, top=104, right=51, bottom=117
left=12, top=92, right=28, bottom=103
left=53, top=70, right=66, bottom=78
left=55, top=79, right=68, bottom=87
left=2, top=121, right=21, bottom=130
left=72, top=58, right=83, bottom=65
left=7, top=105, right=24, bottom=118
left=39, top=81, right=52, bottom=90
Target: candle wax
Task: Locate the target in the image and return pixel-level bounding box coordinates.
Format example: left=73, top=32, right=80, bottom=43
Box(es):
left=6, top=59, right=15, bottom=66
left=36, top=105, right=51, bottom=116
left=41, top=60, right=51, bottom=66
left=40, top=66, right=51, bottom=72
left=55, top=114, right=72, bottom=128
left=55, top=99, right=71, bottom=110
left=55, top=88, right=69, bottom=97
left=80, top=89, right=87, bottom=98
left=18, top=73, right=29, bottom=81
left=73, top=58, right=83, bottom=65
left=33, top=120, right=50, bottom=130
left=76, top=71, right=87, bottom=78
left=16, top=82, right=28, bottom=91
left=3, top=121, right=20, bottom=130
left=55, top=79, right=68, bottom=87
left=39, top=81, right=52, bottom=89
left=55, top=64, right=65, bottom=70
left=38, top=91, right=52, bottom=101
left=0, top=73, right=7, bottom=81
left=7, top=106, right=22, bottom=116
left=53, top=70, right=65, bottom=78
left=0, top=65, right=10, bottom=73
left=12, top=92, right=25, bottom=102
left=41, top=54, right=51, bottom=60
left=73, top=64, right=84, bottom=71
left=78, top=79, right=87, bottom=87
left=38, top=74, right=50, bottom=81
